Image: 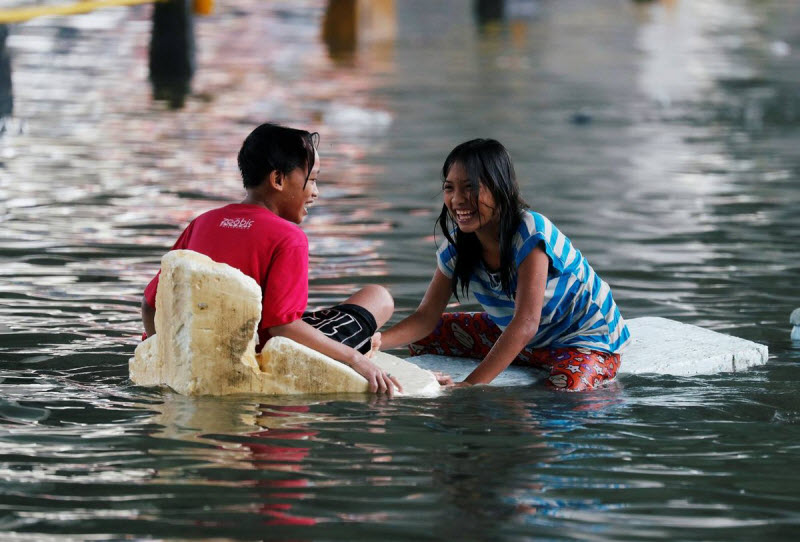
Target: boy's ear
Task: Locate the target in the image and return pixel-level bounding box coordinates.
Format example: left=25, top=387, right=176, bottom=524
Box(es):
left=267, top=170, right=284, bottom=191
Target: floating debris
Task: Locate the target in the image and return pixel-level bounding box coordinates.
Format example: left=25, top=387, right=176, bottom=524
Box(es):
left=791, top=308, right=800, bottom=341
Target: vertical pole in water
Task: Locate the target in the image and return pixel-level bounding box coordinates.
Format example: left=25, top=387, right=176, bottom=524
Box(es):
left=149, top=0, right=195, bottom=109
left=322, top=0, right=358, bottom=61
left=322, top=0, right=395, bottom=63
left=0, top=25, right=12, bottom=121
left=474, top=0, right=505, bottom=26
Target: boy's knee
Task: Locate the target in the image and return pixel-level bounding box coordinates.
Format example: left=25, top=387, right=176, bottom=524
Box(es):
left=375, top=283, right=395, bottom=314
left=365, top=284, right=394, bottom=325
left=344, top=284, right=394, bottom=327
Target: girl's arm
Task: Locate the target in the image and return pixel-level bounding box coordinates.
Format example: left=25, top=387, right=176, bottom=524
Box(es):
left=381, top=269, right=452, bottom=350
left=464, top=246, right=549, bottom=385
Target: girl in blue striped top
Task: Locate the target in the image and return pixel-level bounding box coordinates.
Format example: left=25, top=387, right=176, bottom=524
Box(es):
left=381, top=139, right=631, bottom=391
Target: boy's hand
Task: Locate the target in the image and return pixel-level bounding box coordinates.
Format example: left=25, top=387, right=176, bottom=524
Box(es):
left=365, top=332, right=381, bottom=359
left=350, top=354, right=403, bottom=397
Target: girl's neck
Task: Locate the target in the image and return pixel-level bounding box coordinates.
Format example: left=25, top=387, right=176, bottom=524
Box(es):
left=475, top=225, right=501, bottom=272
left=474, top=218, right=500, bottom=249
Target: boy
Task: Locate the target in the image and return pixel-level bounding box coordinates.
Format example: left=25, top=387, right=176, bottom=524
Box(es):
left=141, top=123, right=400, bottom=395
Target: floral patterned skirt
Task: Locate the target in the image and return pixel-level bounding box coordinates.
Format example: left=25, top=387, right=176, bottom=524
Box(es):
left=409, top=312, right=621, bottom=391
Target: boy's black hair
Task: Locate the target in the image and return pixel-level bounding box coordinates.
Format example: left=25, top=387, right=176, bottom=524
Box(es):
left=437, top=138, right=528, bottom=301
left=237, top=122, right=320, bottom=189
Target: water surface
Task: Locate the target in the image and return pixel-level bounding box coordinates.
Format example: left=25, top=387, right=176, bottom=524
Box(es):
left=1, top=0, right=800, bottom=540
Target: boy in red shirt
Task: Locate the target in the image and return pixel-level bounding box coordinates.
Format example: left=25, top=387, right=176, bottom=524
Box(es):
left=141, top=123, right=400, bottom=395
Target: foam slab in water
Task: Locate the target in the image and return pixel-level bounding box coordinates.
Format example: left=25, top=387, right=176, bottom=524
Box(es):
left=406, top=317, right=768, bottom=384
left=130, top=250, right=440, bottom=397
left=620, top=317, right=768, bottom=375
left=408, top=355, right=543, bottom=386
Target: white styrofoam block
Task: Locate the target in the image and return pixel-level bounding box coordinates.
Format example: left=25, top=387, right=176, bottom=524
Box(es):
left=259, top=336, right=440, bottom=397
left=407, top=317, right=769, bottom=382
left=408, top=354, right=541, bottom=386
left=621, top=317, right=768, bottom=376
left=130, top=249, right=440, bottom=397
left=372, top=351, right=442, bottom=397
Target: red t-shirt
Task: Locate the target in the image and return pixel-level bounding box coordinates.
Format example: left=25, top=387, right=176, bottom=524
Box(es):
left=144, top=204, right=308, bottom=349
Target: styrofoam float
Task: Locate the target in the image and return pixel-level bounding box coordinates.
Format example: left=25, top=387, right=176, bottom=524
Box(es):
left=130, top=250, right=440, bottom=397
left=409, top=316, right=769, bottom=385
left=130, top=250, right=769, bottom=396
left=619, top=317, right=768, bottom=375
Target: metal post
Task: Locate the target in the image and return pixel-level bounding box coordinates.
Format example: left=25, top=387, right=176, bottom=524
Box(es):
left=149, top=0, right=195, bottom=109
left=0, top=25, right=12, bottom=119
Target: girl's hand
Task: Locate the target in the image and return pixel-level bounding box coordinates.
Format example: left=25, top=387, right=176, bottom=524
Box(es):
left=350, top=354, right=403, bottom=397
left=433, top=371, right=454, bottom=386
left=365, top=332, right=381, bottom=359
left=450, top=381, right=473, bottom=388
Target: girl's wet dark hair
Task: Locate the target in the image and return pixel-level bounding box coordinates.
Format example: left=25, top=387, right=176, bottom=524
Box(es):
left=437, top=138, right=528, bottom=300
left=237, top=122, right=320, bottom=189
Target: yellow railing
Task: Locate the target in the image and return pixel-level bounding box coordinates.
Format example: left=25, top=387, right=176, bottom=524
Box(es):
left=0, top=0, right=218, bottom=24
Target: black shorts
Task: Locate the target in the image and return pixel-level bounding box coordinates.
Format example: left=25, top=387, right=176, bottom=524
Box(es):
left=301, top=304, right=377, bottom=354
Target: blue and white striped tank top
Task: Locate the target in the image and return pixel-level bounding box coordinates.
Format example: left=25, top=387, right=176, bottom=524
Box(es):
left=436, top=210, right=631, bottom=353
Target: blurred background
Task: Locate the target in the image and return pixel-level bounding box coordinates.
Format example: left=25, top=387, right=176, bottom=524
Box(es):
left=1, top=0, right=800, bottom=540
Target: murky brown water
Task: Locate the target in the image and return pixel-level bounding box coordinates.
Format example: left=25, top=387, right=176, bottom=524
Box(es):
left=1, top=0, right=800, bottom=540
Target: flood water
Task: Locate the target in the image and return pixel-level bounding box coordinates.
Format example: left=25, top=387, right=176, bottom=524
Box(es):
left=2, top=0, right=800, bottom=540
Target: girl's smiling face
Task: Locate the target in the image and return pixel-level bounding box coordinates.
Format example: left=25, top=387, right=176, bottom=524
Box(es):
left=443, top=161, right=498, bottom=235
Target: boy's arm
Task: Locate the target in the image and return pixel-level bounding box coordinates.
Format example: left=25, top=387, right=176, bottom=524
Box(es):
left=141, top=296, right=156, bottom=338
left=268, top=319, right=402, bottom=396
left=262, top=241, right=402, bottom=395
left=140, top=221, right=196, bottom=338
left=463, top=246, right=548, bottom=385
left=381, top=269, right=452, bottom=349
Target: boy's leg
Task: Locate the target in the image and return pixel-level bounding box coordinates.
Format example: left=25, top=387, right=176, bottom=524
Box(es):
left=302, top=284, right=393, bottom=354
left=340, top=284, right=394, bottom=327
left=408, top=312, right=502, bottom=358
left=524, top=348, right=621, bottom=391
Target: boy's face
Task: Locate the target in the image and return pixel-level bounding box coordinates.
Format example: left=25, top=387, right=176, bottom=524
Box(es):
left=281, top=151, right=320, bottom=224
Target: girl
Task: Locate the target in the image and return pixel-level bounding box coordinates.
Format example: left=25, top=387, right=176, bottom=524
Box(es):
left=380, top=139, right=630, bottom=391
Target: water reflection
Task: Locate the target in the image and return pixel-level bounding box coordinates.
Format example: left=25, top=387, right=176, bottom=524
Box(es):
left=136, top=386, right=634, bottom=536
left=0, top=0, right=399, bottom=344
left=430, top=392, right=547, bottom=537
left=143, top=393, right=412, bottom=528
left=422, top=387, right=632, bottom=538
left=623, top=0, right=800, bottom=331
